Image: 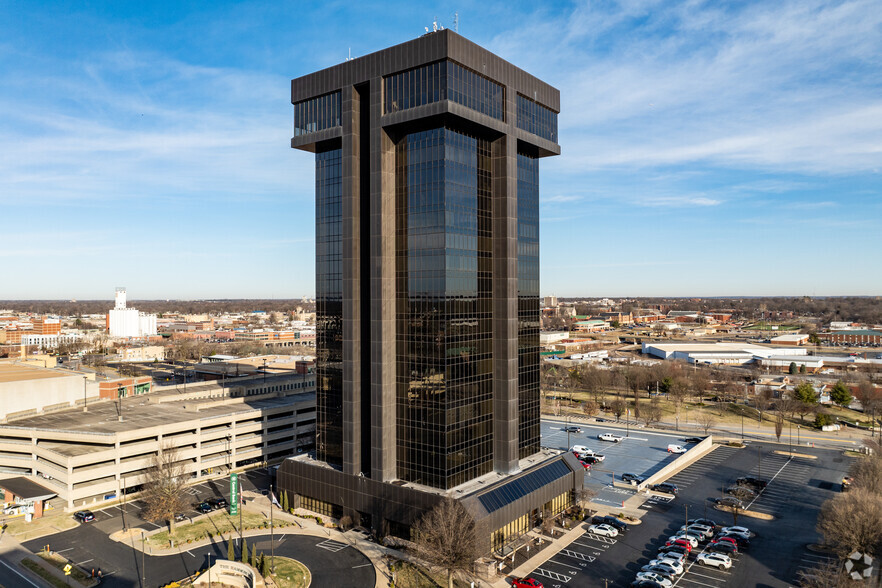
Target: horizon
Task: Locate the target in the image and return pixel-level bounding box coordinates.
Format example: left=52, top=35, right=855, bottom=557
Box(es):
left=2, top=1, right=880, bottom=298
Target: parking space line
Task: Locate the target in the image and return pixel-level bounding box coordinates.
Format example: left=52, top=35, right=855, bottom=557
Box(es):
left=531, top=567, right=572, bottom=583
left=676, top=577, right=722, bottom=587
left=559, top=549, right=596, bottom=562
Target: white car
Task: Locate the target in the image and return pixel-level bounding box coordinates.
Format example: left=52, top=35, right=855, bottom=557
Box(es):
left=646, top=558, right=684, bottom=575
left=587, top=523, right=618, bottom=537
left=598, top=433, right=624, bottom=442
left=668, top=534, right=699, bottom=548
left=720, top=526, right=751, bottom=537
left=656, top=550, right=686, bottom=565
left=635, top=571, right=673, bottom=587
left=697, top=552, right=733, bottom=570
left=679, top=524, right=714, bottom=539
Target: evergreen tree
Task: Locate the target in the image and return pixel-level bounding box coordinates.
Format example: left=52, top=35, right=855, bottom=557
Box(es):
left=240, top=538, right=248, bottom=564
left=227, top=536, right=235, bottom=560
left=830, top=381, right=853, bottom=408
left=281, top=490, right=289, bottom=512
left=259, top=552, right=268, bottom=576
left=250, top=543, right=257, bottom=568
left=789, top=362, right=798, bottom=375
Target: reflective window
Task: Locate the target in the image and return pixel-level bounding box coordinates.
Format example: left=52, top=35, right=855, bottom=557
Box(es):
left=294, top=92, right=341, bottom=137
left=384, top=61, right=504, bottom=121
left=517, top=153, right=540, bottom=458
left=395, top=127, right=494, bottom=490
left=517, top=94, right=558, bottom=143
left=315, top=147, right=343, bottom=468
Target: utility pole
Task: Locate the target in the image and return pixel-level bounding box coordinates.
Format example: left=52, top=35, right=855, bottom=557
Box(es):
left=83, top=376, right=88, bottom=412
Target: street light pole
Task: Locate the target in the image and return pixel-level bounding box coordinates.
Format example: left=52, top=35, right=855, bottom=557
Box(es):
left=270, top=483, right=275, bottom=573
left=141, top=534, right=146, bottom=586
left=83, top=376, right=88, bottom=412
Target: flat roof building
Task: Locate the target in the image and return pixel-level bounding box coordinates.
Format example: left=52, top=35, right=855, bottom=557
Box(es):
left=0, top=373, right=316, bottom=510
left=281, top=29, right=581, bottom=556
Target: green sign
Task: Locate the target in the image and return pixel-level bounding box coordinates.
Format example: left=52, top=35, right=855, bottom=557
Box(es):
left=230, top=473, right=239, bottom=516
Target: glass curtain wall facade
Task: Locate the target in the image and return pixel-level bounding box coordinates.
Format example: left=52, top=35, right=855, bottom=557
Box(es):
left=315, top=147, right=344, bottom=468
left=516, top=94, right=558, bottom=143
left=395, top=127, right=494, bottom=489
left=294, top=92, right=341, bottom=137
left=517, top=153, right=540, bottom=458
left=384, top=61, right=505, bottom=122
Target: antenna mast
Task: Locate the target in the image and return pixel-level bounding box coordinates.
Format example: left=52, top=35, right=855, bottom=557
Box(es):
left=454, top=12, right=459, bottom=32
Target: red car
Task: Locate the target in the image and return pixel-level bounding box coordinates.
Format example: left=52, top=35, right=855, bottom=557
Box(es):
left=511, top=578, right=543, bottom=588
left=713, top=536, right=737, bottom=547
left=664, top=538, right=693, bottom=552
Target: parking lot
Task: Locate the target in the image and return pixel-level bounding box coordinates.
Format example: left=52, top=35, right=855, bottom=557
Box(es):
left=520, top=433, right=851, bottom=587
left=542, top=418, right=702, bottom=508
left=79, top=467, right=272, bottom=536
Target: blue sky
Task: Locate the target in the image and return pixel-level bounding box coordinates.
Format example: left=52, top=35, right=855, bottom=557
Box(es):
left=1, top=0, right=880, bottom=300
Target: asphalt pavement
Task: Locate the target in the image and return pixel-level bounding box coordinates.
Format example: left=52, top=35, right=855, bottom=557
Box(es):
left=522, top=441, right=851, bottom=587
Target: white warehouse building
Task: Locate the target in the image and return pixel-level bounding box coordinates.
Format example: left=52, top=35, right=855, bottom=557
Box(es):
left=642, top=342, right=808, bottom=365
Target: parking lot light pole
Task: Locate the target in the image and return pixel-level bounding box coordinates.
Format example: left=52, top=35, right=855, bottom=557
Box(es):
left=684, top=504, right=688, bottom=534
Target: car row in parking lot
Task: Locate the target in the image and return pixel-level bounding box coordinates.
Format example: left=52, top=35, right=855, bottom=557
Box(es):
left=631, top=520, right=752, bottom=587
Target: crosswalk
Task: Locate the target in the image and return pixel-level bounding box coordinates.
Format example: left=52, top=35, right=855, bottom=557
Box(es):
left=315, top=539, right=348, bottom=552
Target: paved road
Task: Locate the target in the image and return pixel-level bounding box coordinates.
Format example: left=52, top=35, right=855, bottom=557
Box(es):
left=522, top=442, right=851, bottom=587
left=23, top=530, right=375, bottom=588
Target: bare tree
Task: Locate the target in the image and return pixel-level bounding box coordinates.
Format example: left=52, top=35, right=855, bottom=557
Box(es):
left=775, top=411, right=784, bottom=442
left=849, top=452, right=882, bottom=495
left=817, top=489, right=882, bottom=557
left=691, top=370, right=710, bottom=404
left=411, top=498, right=479, bottom=588
left=142, top=444, right=190, bottom=533
left=581, top=400, right=599, bottom=417
left=755, top=389, right=773, bottom=424
left=796, top=558, right=853, bottom=588
left=610, top=398, right=626, bottom=421
left=669, top=377, right=690, bottom=430
left=576, top=486, right=597, bottom=509
left=639, top=400, right=662, bottom=427
left=695, top=412, right=717, bottom=435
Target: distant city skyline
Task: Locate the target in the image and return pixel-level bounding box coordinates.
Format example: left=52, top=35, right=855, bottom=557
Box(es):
left=2, top=0, right=880, bottom=299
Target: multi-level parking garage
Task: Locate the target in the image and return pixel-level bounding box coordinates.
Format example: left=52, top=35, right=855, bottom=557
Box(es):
left=0, top=374, right=316, bottom=510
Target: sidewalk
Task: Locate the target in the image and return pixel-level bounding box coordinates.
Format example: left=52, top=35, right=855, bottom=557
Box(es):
left=490, top=524, right=587, bottom=588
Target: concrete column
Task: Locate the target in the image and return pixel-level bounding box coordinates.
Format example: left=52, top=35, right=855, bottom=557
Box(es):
left=341, top=84, right=363, bottom=476
left=370, top=79, right=397, bottom=483
left=491, top=126, right=520, bottom=475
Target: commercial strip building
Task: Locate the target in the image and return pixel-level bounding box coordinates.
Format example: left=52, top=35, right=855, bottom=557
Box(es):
left=0, top=373, right=316, bottom=510
left=818, top=329, right=882, bottom=346
left=642, top=342, right=808, bottom=365
left=280, top=30, right=582, bottom=556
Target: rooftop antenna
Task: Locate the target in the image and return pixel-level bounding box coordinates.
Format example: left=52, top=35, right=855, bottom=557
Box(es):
left=433, top=17, right=438, bottom=32
left=454, top=12, right=459, bottom=32
left=345, top=48, right=352, bottom=62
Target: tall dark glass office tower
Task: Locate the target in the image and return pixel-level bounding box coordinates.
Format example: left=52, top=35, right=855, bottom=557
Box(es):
left=283, top=30, right=580, bottom=553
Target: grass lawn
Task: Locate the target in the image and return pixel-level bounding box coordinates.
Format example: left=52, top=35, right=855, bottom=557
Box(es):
left=148, top=510, right=271, bottom=547
left=266, top=556, right=310, bottom=588
left=38, top=551, right=92, bottom=584
left=545, top=388, right=867, bottom=438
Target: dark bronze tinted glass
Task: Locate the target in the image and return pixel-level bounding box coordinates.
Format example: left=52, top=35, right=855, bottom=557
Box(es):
left=395, top=127, right=493, bottom=489
left=315, top=147, right=343, bottom=467
left=517, top=153, right=540, bottom=458
left=517, top=94, right=558, bottom=142
left=294, top=92, right=341, bottom=137
left=384, top=60, right=504, bottom=121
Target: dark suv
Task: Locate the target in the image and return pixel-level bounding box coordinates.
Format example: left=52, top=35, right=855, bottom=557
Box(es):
left=74, top=510, right=95, bottom=523
left=649, top=482, right=679, bottom=494
left=207, top=497, right=229, bottom=510
left=622, top=473, right=645, bottom=484
left=195, top=501, right=213, bottom=514
left=591, top=515, right=628, bottom=532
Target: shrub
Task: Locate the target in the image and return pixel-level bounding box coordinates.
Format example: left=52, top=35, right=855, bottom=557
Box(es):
left=815, top=412, right=834, bottom=428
